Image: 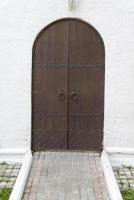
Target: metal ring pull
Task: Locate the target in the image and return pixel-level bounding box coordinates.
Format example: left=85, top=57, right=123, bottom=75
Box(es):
left=71, top=92, right=79, bottom=102
left=58, top=91, right=66, bottom=102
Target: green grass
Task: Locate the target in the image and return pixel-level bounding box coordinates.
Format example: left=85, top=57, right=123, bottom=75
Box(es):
left=0, top=162, right=8, bottom=166
left=121, top=188, right=134, bottom=200
left=0, top=188, right=12, bottom=200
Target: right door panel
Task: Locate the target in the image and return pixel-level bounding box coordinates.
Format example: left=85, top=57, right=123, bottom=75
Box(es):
left=68, top=20, right=105, bottom=150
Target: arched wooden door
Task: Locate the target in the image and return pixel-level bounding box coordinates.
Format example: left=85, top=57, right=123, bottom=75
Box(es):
left=32, top=19, right=105, bottom=151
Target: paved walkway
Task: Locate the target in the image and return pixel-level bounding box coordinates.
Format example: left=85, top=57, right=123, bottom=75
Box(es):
left=23, top=152, right=109, bottom=200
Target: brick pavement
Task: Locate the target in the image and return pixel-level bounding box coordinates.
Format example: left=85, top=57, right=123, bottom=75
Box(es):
left=23, top=152, right=109, bottom=200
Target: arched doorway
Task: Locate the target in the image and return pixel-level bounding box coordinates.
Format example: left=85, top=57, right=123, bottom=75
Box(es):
left=32, top=18, right=105, bottom=151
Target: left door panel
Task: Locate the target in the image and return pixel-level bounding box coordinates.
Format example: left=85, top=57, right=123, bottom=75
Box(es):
left=32, top=21, right=69, bottom=151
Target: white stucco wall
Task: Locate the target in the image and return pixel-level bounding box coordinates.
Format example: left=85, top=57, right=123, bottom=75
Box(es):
left=0, top=0, right=134, bottom=150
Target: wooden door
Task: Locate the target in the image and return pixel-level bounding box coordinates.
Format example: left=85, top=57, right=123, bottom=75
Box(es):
left=32, top=19, right=105, bottom=151
left=68, top=20, right=104, bottom=151
left=32, top=21, right=69, bottom=150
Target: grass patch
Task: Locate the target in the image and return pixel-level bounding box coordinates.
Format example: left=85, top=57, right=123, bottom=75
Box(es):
left=0, top=162, right=7, bottom=166
left=0, top=188, right=12, bottom=200
left=121, top=188, right=134, bottom=200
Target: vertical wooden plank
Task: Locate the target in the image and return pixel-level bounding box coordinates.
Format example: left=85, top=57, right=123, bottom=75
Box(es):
left=32, top=21, right=69, bottom=150
left=68, top=19, right=105, bottom=150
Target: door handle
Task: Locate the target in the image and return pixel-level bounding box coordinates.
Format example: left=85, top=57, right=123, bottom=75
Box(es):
left=70, top=92, right=79, bottom=102
left=58, top=91, right=66, bottom=102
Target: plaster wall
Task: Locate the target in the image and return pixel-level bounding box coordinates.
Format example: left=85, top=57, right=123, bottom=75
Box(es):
left=0, top=0, right=134, bottom=149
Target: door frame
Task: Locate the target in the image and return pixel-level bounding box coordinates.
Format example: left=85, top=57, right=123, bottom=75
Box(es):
left=31, top=18, right=105, bottom=151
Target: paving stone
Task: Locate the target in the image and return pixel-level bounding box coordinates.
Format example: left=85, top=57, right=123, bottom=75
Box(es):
left=113, top=165, right=134, bottom=191
left=10, top=177, right=16, bottom=182
left=0, top=169, right=6, bottom=173
left=7, top=165, right=14, bottom=169
left=0, top=162, right=21, bottom=189
left=6, top=182, right=14, bottom=188
left=0, top=182, right=7, bottom=188
left=6, top=169, right=12, bottom=173
left=11, top=170, right=19, bottom=177
left=1, top=177, right=10, bottom=182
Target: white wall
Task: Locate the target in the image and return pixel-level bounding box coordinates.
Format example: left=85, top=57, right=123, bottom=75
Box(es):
left=0, top=0, right=134, bottom=150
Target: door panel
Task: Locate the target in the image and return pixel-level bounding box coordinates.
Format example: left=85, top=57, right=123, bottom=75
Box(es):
left=68, top=20, right=104, bottom=150
left=32, top=19, right=105, bottom=151
left=32, top=21, right=69, bottom=151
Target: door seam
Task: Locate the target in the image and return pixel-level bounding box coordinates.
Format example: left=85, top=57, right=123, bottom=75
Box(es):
left=67, top=20, right=70, bottom=149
